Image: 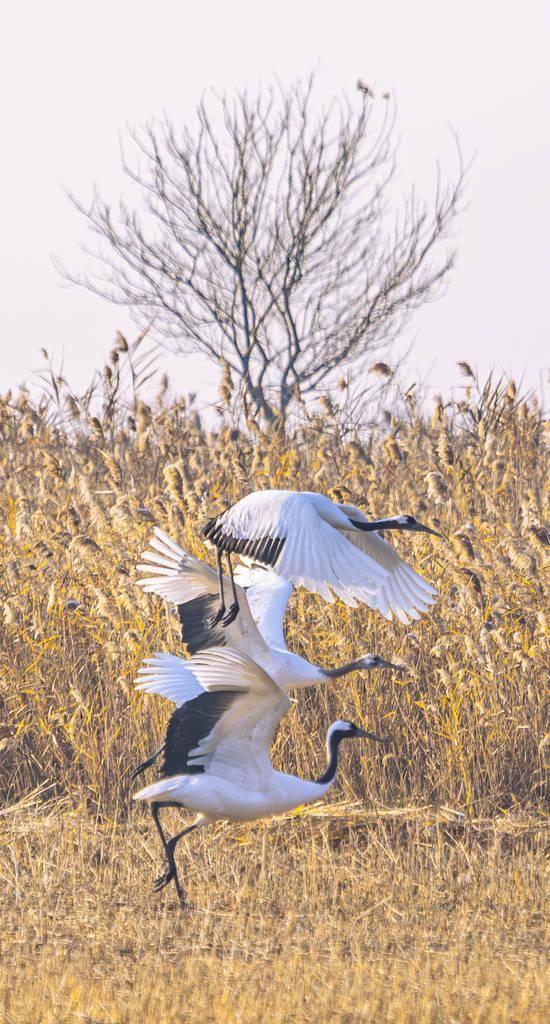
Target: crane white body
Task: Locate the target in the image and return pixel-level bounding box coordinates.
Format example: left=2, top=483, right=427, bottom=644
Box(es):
left=135, top=768, right=325, bottom=823
left=203, top=489, right=438, bottom=622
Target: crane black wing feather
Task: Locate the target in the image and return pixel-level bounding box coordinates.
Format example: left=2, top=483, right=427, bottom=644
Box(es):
left=204, top=513, right=285, bottom=567
left=177, top=594, right=227, bottom=654
left=160, top=690, right=238, bottom=777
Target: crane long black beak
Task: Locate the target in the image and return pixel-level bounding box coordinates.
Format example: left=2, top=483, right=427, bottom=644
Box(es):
left=355, top=728, right=386, bottom=744
left=380, top=659, right=408, bottom=673
left=415, top=523, right=445, bottom=539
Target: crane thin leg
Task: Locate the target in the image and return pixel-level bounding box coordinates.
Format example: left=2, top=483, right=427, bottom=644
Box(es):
left=221, top=554, right=240, bottom=626
left=153, top=822, right=199, bottom=901
left=209, top=548, right=226, bottom=626
left=150, top=803, right=185, bottom=904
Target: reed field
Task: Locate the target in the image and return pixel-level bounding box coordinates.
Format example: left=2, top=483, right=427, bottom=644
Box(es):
left=0, top=345, right=548, bottom=1022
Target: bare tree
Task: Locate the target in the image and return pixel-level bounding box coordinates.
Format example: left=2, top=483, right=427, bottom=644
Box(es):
left=65, top=75, right=465, bottom=423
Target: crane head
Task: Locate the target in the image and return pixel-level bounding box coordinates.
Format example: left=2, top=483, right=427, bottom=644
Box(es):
left=358, top=654, right=406, bottom=674
left=327, top=720, right=386, bottom=745
left=390, top=515, right=443, bottom=537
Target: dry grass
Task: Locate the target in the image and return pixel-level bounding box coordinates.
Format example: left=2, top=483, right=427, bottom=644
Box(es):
left=1, top=801, right=548, bottom=1023
left=0, top=350, right=548, bottom=1021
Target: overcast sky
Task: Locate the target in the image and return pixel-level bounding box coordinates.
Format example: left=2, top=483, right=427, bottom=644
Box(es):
left=2, top=0, right=549, bottom=409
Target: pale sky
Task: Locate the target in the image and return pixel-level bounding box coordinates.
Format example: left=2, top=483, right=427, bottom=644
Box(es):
left=2, top=0, right=549, bottom=409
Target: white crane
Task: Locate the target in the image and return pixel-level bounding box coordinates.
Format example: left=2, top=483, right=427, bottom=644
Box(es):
left=202, top=489, right=441, bottom=625
left=132, top=647, right=384, bottom=903
left=199, top=487, right=440, bottom=622
left=136, top=528, right=404, bottom=692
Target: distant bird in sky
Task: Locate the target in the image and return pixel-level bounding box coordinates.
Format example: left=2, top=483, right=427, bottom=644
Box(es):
left=202, top=489, right=441, bottom=626
left=136, top=528, right=404, bottom=693
left=357, top=79, right=375, bottom=97
left=132, top=647, right=384, bottom=903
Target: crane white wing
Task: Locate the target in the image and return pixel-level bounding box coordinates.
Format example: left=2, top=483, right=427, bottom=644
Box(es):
left=135, top=648, right=290, bottom=790
left=342, top=525, right=438, bottom=623
left=276, top=498, right=392, bottom=605
left=136, top=528, right=269, bottom=658
left=233, top=561, right=292, bottom=649
left=135, top=651, right=204, bottom=705
left=185, top=649, right=290, bottom=788
left=208, top=491, right=390, bottom=606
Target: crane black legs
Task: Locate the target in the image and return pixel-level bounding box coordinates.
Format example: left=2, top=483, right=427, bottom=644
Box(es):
left=151, top=803, right=198, bottom=904
left=209, top=549, right=240, bottom=628
left=153, top=823, right=198, bottom=898
left=223, top=555, right=240, bottom=625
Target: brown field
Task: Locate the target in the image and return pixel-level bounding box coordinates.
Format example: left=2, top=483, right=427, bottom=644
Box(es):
left=0, top=351, right=548, bottom=1022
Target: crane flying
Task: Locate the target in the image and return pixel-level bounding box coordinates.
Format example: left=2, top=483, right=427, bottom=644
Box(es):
left=132, top=647, right=384, bottom=903
left=136, top=528, right=405, bottom=692
left=202, top=489, right=441, bottom=625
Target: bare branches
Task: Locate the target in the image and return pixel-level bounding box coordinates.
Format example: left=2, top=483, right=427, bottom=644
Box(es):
left=64, top=74, right=466, bottom=422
